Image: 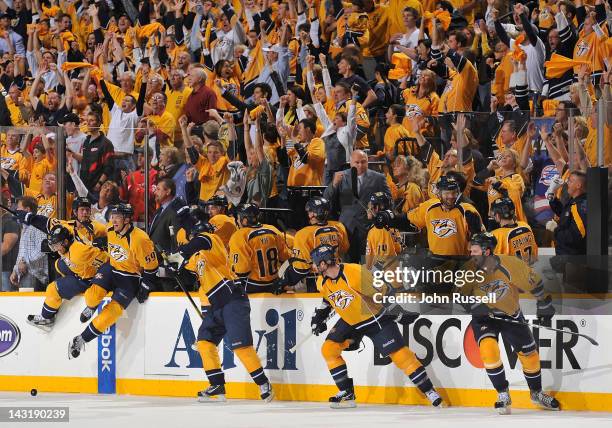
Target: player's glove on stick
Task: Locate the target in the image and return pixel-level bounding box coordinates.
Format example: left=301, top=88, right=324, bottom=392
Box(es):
left=536, top=295, right=555, bottom=324
left=137, top=281, right=152, bottom=303
left=395, top=310, right=420, bottom=325
left=13, top=209, right=32, bottom=224
left=311, top=301, right=332, bottom=336
left=271, top=277, right=289, bottom=295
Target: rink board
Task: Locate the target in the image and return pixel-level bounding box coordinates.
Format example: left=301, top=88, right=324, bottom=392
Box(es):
left=0, top=293, right=610, bottom=411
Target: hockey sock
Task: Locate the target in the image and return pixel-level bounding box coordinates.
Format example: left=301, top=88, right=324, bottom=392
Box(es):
left=322, top=340, right=352, bottom=390
left=41, top=281, right=61, bottom=319
left=390, top=347, right=434, bottom=393
left=479, top=337, right=509, bottom=392
left=197, top=340, right=225, bottom=386
left=518, top=351, right=542, bottom=391
left=81, top=301, right=123, bottom=343
left=84, top=284, right=108, bottom=309
left=235, top=346, right=268, bottom=386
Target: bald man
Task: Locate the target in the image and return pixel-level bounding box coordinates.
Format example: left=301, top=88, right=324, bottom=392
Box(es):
left=324, top=150, right=391, bottom=262
left=184, top=66, right=217, bottom=125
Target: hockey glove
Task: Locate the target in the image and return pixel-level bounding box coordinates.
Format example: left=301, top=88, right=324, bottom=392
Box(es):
left=13, top=209, right=32, bottom=224
left=136, top=281, right=152, bottom=303
left=166, top=252, right=185, bottom=266
left=374, top=210, right=394, bottom=229
left=469, top=302, right=491, bottom=317
left=311, top=301, right=332, bottom=336
left=271, top=277, right=289, bottom=295
left=536, top=295, right=555, bottom=324
left=395, top=310, right=420, bottom=326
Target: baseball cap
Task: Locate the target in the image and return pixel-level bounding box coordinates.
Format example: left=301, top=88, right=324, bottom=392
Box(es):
left=58, top=112, right=80, bottom=125
left=203, top=120, right=219, bottom=140
left=262, top=44, right=282, bottom=54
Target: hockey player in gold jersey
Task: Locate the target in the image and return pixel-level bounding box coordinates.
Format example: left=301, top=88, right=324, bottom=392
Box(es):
left=386, top=176, right=483, bottom=256
left=490, top=198, right=538, bottom=264
left=229, top=203, right=290, bottom=294
left=365, top=192, right=402, bottom=270
left=175, top=221, right=274, bottom=402
left=309, top=244, right=445, bottom=409
left=13, top=197, right=107, bottom=245
left=273, top=197, right=349, bottom=293
left=68, top=204, right=159, bottom=359
left=25, top=225, right=108, bottom=331
left=203, top=195, right=237, bottom=247
left=461, top=233, right=560, bottom=414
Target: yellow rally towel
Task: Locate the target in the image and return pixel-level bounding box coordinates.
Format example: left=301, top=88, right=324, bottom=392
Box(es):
left=136, top=22, right=165, bottom=39
left=61, top=62, right=96, bottom=72
left=512, top=34, right=527, bottom=63
left=42, top=5, right=60, bottom=18
left=424, top=10, right=451, bottom=34
left=544, top=53, right=590, bottom=78
left=389, top=53, right=412, bottom=80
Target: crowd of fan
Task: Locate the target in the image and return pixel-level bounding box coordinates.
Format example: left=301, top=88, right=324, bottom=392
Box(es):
left=0, top=0, right=610, bottom=291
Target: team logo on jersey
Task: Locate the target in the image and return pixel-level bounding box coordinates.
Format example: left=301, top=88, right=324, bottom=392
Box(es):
left=430, top=219, right=457, bottom=238
left=479, top=279, right=509, bottom=300
left=576, top=40, right=589, bottom=57
left=328, top=290, right=354, bottom=310
left=0, top=157, right=16, bottom=169
left=37, top=203, right=54, bottom=217
left=196, top=259, right=207, bottom=277
left=109, top=243, right=129, bottom=262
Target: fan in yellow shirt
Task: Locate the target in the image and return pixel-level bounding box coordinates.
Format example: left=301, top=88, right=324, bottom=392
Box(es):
left=384, top=104, right=417, bottom=161
left=186, top=140, right=231, bottom=202
left=146, top=92, right=177, bottom=147
left=286, top=119, right=326, bottom=186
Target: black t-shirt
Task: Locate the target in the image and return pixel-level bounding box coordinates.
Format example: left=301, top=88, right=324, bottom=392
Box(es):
left=339, top=74, right=370, bottom=104
left=1, top=215, right=20, bottom=272
left=35, top=103, right=69, bottom=126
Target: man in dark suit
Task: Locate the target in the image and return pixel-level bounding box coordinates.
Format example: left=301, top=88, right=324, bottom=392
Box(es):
left=149, top=178, right=188, bottom=291
left=324, top=150, right=391, bottom=262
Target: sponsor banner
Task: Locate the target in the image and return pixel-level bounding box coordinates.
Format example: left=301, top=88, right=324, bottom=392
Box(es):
left=141, top=296, right=612, bottom=394
left=1, top=295, right=610, bottom=402
left=0, top=297, right=97, bottom=384
left=97, top=299, right=116, bottom=394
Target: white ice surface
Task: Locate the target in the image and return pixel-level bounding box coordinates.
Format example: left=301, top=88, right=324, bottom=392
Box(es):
left=0, top=392, right=611, bottom=428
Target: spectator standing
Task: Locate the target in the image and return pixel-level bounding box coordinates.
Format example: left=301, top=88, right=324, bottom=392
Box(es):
left=547, top=170, right=587, bottom=273
left=324, top=150, right=391, bottom=262
left=79, top=110, right=115, bottom=194
left=184, top=66, right=217, bottom=125
left=9, top=196, right=47, bottom=291
left=149, top=178, right=187, bottom=291
left=0, top=192, right=19, bottom=291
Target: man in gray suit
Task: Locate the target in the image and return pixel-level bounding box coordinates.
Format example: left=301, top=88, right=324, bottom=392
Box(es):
left=324, top=150, right=391, bottom=262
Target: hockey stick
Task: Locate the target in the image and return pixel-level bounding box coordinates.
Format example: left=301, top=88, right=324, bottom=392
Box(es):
left=154, top=244, right=203, bottom=321
left=0, top=203, right=17, bottom=216
left=490, top=315, right=599, bottom=346
left=287, top=312, right=338, bottom=353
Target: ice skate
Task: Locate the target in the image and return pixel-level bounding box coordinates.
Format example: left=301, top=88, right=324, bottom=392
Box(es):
left=329, top=388, right=356, bottom=409
left=531, top=390, right=560, bottom=411
left=426, top=389, right=446, bottom=407
left=495, top=389, right=512, bottom=415
left=197, top=384, right=227, bottom=403
left=26, top=314, right=54, bottom=332
left=68, top=335, right=86, bottom=359
left=259, top=381, right=274, bottom=403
